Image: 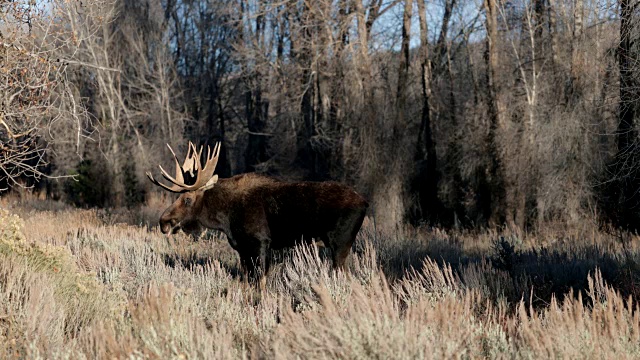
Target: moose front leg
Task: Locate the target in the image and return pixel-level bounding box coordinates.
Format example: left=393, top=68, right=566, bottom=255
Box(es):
left=238, top=241, right=271, bottom=291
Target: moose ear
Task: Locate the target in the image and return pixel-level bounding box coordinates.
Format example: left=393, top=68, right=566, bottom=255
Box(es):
left=200, top=175, right=219, bottom=192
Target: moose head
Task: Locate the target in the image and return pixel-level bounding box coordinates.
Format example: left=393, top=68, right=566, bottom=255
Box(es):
left=146, top=142, right=220, bottom=234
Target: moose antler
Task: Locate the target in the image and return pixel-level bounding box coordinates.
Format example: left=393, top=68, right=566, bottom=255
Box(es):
left=146, top=142, right=221, bottom=193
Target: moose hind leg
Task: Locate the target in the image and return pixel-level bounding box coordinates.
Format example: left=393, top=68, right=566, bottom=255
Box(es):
left=332, top=241, right=352, bottom=270
left=328, top=209, right=367, bottom=270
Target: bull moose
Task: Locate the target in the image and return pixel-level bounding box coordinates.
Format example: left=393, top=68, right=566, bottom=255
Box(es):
left=146, top=142, right=368, bottom=285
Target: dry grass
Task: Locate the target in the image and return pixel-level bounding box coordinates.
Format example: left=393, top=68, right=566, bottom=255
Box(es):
left=2, top=197, right=640, bottom=358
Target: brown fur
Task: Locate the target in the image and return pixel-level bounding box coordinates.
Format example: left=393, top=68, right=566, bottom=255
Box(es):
left=158, top=173, right=368, bottom=282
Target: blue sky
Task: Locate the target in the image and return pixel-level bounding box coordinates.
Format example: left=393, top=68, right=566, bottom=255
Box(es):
left=370, top=0, right=484, bottom=51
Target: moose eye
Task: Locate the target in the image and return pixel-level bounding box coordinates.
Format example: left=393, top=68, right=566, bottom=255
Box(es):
left=183, top=197, right=193, bottom=206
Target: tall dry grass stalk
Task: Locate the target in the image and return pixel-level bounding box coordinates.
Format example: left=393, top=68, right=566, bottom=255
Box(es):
left=2, top=200, right=640, bottom=358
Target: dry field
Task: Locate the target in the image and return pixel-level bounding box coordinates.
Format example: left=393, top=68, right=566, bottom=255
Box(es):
left=2, top=195, right=640, bottom=359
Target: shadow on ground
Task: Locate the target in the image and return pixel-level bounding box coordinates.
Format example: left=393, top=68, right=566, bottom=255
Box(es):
left=158, top=223, right=640, bottom=310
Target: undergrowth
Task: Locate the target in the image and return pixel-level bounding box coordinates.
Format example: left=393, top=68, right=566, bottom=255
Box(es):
left=2, top=200, right=640, bottom=358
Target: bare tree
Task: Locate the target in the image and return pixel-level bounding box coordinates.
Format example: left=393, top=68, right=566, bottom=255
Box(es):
left=395, top=0, right=413, bottom=142
left=568, top=0, right=584, bottom=100
left=0, top=0, right=108, bottom=191
left=53, top=0, right=188, bottom=206
left=483, top=0, right=508, bottom=225
left=547, top=0, right=561, bottom=69
left=3, top=0, right=632, bottom=231
left=411, top=0, right=444, bottom=223
left=496, top=0, right=545, bottom=228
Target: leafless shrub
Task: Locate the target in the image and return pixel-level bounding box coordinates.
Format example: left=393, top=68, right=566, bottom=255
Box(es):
left=0, top=1, right=97, bottom=190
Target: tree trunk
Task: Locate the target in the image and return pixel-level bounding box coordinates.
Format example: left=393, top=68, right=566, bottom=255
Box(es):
left=206, top=80, right=231, bottom=177
left=294, top=1, right=320, bottom=179
left=434, top=0, right=456, bottom=73
left=547, top=0, right=560, bottom=72
left=567, top=0, right=584, bottom=102
left=245, top=87, right=269, bottom=173
left=355, top=0, right=373, bottom=109
left=329, top=0, right=350, bottom=135
left=445, top=39, right=465, bottom=227
left=395, top=0, right=412, bottom=141
left=533, top=0, right=544, bottom=42
left=465, top=30, right=480, bottom=106
left=241, top=1, right=269, bottom=174
left=412, top=0, right=443, bottom=224
left=484, top=0, right=508, bottom=226
left=110, top=130, right=124, bottom=207
left=217, top=99, right=231, bottom=177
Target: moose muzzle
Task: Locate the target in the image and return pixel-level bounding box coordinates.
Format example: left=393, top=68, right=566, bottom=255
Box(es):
left=159, top=217, right=179, bottom=234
